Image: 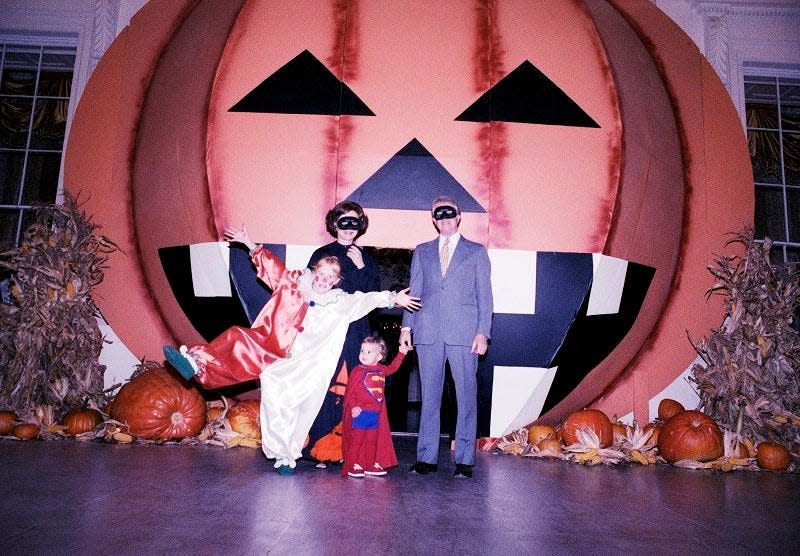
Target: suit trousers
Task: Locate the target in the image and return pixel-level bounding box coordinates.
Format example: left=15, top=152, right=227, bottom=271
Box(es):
left=415, top=341, right=478, bottom=466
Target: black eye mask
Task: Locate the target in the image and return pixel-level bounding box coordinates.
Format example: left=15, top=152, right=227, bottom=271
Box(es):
left=432, top=205, right=458, bottom=220
left=336, top=216, right=362, bottom=230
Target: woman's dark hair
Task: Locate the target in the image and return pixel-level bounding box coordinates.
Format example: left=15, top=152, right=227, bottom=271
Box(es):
left=325, top=201, right=369, bottom=239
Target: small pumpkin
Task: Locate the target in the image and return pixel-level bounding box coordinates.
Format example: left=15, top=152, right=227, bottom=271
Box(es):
left=109, top=367, right=207, bottom=440
left=657, top=398, right=685, bottom=421
left=13, top=423, right=40, bottom=440
left=227, top=399, right=261, bottom=439
left=62, top=407, right=103, bottom=436
left=657, top=410, right=723, bottom=463
left=561, top=409, right=613, bottom=447
left=643, top=422, right=661, bottom=445
left=206, top=406, right=224, bottom=422
left=527, top=424, right=556, bottom=446
left=537, top=437, right=562, bottom=455
left=612, top=422, right=631, bottom=441
left=756, top=442, right=791, bottom=471
left=0, top=410, right=18, bottom=435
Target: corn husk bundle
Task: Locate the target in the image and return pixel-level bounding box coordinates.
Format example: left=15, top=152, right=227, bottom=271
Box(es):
left=0, top=193, right=117, bottom=415
left=690, top=228, right=800, bottom=447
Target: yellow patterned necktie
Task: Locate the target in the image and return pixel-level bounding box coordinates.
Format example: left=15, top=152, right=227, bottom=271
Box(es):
left=440, top=237, right=449, bottom=276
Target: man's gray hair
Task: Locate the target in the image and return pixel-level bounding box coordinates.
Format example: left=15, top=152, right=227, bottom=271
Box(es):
left=431, top=195, right=460, bottom=214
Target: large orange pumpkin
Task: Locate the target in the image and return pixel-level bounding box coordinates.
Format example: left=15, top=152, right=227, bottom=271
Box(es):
left=657, top=410, right=723, bottom=463
left=109, top=367, right=206, bottom=440
left=756, top=442, right=791, bottom=471
left=561, top=409, right=613, bottom=448
left=62, top=407, right=103, bottom=436
left=227, top=399, right=261, bottom=440
left=0, top=410, right=17, bottom=435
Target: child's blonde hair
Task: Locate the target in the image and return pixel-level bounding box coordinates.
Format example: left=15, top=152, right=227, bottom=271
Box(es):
left=312, top=256, right=342, bottom=282
left=361, top=335, right=388, bottom=362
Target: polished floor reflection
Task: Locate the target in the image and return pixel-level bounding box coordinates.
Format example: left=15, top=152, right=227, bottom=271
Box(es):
left=1, top=435, right=798, bottom=554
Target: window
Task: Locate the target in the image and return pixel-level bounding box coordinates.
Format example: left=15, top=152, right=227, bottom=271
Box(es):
left=745, top=74, right=800, bottom=265
left=0, top=42, right=76, bottom=250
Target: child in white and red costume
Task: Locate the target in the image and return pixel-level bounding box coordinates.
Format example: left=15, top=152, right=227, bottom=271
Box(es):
left=342, top=336, right=409, bottom=477
left=164, top=225, right=420, bottom=475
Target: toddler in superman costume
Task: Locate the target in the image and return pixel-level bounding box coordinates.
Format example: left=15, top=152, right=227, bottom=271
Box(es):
left=342, top=336, right=409, bottom=477
left=164, top=225, right=420, bottom=475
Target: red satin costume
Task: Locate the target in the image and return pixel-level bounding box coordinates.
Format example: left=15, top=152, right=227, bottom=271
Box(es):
left=341, top=352, right=405, bottom=475
left=188, top=246, right=308, bottom=389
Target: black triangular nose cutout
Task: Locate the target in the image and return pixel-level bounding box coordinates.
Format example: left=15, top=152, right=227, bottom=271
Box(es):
left=456, top=60, right=599, bottom=128
left=346, top=139, right=486, bottom=212
left=229, top=49, right=374, bottom=116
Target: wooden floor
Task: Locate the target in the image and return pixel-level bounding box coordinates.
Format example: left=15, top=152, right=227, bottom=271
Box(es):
left=1, top=435, right=799, bottom=555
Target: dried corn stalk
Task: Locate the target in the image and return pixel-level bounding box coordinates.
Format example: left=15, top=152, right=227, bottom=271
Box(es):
left=690, top=228, right=800, bottom=446
left=0, top=193, right=117, bottom=415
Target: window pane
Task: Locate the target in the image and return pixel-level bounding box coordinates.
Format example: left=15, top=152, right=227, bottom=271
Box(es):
left=769, top=244, right=786, bottom=266
left=784, top=132, right=800, bottom=186
left=787, top=188, right=800, bottom=243
left=745, top=81, right=778, bottom=129
left=22, top=152, right=60, bottom=204
left=29, top=98, right=67, bottom=149
left=0, top=49, right=39, bottom=96
left=38, top=51, right=74, bottom=98
left=0, top=207, right=21, bottom=250
left=754, top=186, right=786, bottom=241
left=0, top=96, right=33, bottom=148
left=786, top=245, right=800, bottom=264
left=0, top=150, right=25, bottom=204
left=749, top=130, right=782, bottom=184
left=780, top=82, right=800, bottom=133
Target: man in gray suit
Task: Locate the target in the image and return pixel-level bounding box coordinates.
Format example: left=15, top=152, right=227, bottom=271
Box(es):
left=399, top=196, right=493, bottom=478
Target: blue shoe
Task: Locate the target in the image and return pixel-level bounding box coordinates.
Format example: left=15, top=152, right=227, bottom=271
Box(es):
left=163, top=345, right=196, bottom=380
left=276, top=465, right=295, bottom=476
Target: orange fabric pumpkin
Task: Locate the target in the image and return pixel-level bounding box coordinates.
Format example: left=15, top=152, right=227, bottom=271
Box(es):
left=311, top=422, right=343, bottom=462
left=561, top=409, right=613, bottom=447
left=657, top=398, right=685, bottom=421
left=527, top=424, right=556, bottom=446
left=657, top=410, right=723, bottom=463
left=13, top=423, right=40, bottom=440
left=0, top=410, right=17, bottom=435
left=756, top=442, right=791, bottom=471
left=109, top=367, right=206, bottom=440
left=62, top=408, right=103, bottom=436
left=227, top=400, right=261, bottom=439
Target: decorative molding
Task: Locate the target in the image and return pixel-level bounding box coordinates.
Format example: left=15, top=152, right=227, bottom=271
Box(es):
left=704, top=10, right=732, bottom=88
left=694, top=1, right=800, bottom=18
left=89, top=0, right=119, bottom=74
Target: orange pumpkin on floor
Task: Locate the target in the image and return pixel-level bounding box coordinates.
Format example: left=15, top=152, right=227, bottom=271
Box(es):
left=0, top=410, right=17, bottom=435
left=311, top=422, right=343, bottom=462
left=537, top=437, right=563, bottom=455
left=657, top=398, right=685, bottom=421
left=657, top=410, right=723, bottom=463
left=62, top=407, right=103, bottom=436
left=227, top=400, right=261, bottom=440
left=756, top=442, right=791, bottom=471
left=561, top=409, right=613, bottom=447
left=13, top=423, right=40, bottom=440
left=528, top=424, right=556, bottom=446
left=108, top=367, right=206, bottom=440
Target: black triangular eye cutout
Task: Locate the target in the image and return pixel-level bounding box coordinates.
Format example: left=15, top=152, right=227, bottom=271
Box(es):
left=229, top=49, right=374, bottom=116
left=455, top=60, right=599, bottom=128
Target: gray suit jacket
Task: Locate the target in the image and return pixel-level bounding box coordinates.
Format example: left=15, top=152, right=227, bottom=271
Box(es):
left=402, top=236, right=493, bottom=346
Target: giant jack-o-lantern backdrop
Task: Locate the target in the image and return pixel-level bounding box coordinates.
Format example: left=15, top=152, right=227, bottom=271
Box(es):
left=64, top=0, right=752, bottom=436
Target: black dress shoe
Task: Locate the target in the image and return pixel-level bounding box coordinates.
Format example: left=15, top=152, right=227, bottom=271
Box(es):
left=454, top=464, right=473, bottom=479
left=409, top=461, right=438, bottom=475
